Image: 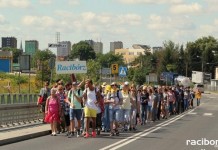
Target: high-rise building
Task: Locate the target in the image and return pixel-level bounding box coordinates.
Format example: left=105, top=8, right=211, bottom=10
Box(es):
left=94, top=42, right=103, bottom=53
left=85, top=40, right=103, bottom=54
left=57, top=41, right=71, bottom=57
left=25, top=40, right=39, bottom=56
left=110, top=41, right=123, bottom=52
left=2, top=37, right=17, bottom=48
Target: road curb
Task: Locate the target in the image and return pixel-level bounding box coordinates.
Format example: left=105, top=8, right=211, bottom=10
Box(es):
left=0, top=130, right=51, bottom=146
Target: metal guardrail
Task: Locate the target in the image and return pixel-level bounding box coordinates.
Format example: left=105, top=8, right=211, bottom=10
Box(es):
left=0, top=94, right=43, bottom=127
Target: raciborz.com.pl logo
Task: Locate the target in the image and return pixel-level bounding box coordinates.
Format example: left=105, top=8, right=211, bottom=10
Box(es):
left=186, top=138, right=218, bottom=149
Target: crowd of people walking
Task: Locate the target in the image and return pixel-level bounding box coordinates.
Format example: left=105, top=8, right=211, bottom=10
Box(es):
left=37, top=77, right=202, bottom=138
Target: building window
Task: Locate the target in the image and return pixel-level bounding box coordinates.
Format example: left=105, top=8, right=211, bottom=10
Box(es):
left=121, top=52, right=126, bottom=55
left=129, top=52, right=134, bottom=55
left=137, top=52, right=142, bottom=55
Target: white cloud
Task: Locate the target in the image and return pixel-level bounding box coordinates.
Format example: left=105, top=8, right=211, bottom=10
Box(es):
left=170, top=3, right=202, bottom=14
left=68, top=0, right=79, bottom=5
left=205, top=0, right=218, bottom=12
left=21, top=16, right=55, bottom=27
left=54, top=10, right=74, bottom=18
left=148, top=14, right=195, bottom=30
left=214, top=19, right=218, bottom=25
left=96, top=14, right=112, bottom=24
left=117, top=0, right=183, bottom=4
left=0, top=14, right=5, bottom=24
left=197, top=19, right=218, bottom=37
left=117, top=14, right=142, bottom=25
left=0, top=0, right=30, bottom=8
left=147, top=14, right=196, bottom=40
left=39, top=0, right=52, bottom=5
left=81, top=12, right=96, bottom=22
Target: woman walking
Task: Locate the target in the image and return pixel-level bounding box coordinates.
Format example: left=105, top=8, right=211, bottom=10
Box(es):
left=45, top=88, right=61, bottom=136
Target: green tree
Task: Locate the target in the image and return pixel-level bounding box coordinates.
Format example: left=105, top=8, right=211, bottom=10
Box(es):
left=97, top=52, right=124, bottom=68
left=70, top=41, right=96, bottom=61
left=86, top=59, right=101, bottom=82
left=33, top=49, right=55, bottom=87
left=177, top=45, right=186, bottom=76
left=185, top=36, right=218, bottom=77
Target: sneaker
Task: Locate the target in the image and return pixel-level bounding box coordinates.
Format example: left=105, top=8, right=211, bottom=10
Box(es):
left=115, top=130, right=119, bottom=136
left=132, top=127, right=137, bottom=131
left=68, top=132, right=74, bottom=138
left=65, top=131, right=70, bottom=136
left=77, top=130, right=80, bottom=137
left=84, top=132, right=89, bottom=138
left=110, top=132, right=115, bottom=136
left=129, top=127, right=132, bottom=131
left=53, top=132, right=57, bottom=136
left=97, top=129, right=101, bottom=135
left=92, top=131, right=96, bottom=138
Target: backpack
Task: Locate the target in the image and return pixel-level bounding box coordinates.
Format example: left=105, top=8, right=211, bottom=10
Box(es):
left=69, top=89, right=83, bottom=108
left=109, top=90, right=120, bottom=101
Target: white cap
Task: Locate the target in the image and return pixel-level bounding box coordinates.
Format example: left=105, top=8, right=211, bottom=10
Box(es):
left=124, top=81, right=129, bottom=85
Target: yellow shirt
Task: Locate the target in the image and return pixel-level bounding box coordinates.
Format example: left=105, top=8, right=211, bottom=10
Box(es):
left=195, top=91, right=201, bottom=99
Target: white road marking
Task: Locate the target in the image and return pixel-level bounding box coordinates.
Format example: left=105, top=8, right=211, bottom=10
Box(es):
left=99, top=108, right=196, bottom=150
left=209, top=97, right=216, bottom=99
left=188, top=112, right=197, bottom=115
left=203, top=113, right=213, bottom=116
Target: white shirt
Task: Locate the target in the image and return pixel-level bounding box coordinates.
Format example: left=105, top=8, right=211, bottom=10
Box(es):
left=85, top=88, right=98, bottom=110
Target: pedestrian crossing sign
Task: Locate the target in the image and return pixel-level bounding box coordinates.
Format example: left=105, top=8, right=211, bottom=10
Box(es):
left=119, top=67, right=127, bottom=77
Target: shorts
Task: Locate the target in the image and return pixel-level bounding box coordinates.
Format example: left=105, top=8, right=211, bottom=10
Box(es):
left=147, top=105, right=152, bottom=112
left=84, top=107, right=97, bottom=118
left=109, top=109, right=121, bottom=122
left=120, top=109, right=131, bottom=122
left=70, top=109, right=82, bottom=121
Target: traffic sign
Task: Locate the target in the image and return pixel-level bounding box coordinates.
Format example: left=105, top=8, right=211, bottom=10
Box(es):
left=48, top=43, right=67, bottom=48
left=111, top=64, right=118, bottom=74
left=100, top=68, right=111, bottom=75
left=119, top=66, right=127, bottom=77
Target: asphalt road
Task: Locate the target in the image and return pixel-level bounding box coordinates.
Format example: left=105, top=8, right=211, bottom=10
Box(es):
left=1, top=93, right=217, bottom=150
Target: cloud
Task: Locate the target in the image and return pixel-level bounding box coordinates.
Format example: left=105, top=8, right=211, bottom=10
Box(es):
left=117, top=0, right=183, bottom=4
left=39, top=0, right=52, bottom=5
left=148, top=14, right=195, bottom=30
left=81, top=12, right=96, bottom=22
left=147, top=14, right=196, bottom=40
left=197, top=19, right=218, bottom=37
left=68, top=0, right=80, bottom=5
left=21, top=16, right=55, bottom=27
left=0, top=0, right=30, bottom=8
left=204, top=0, right=218, bottom=12
left=0, top=14, right=5, bottom=24
left=170, top=3, right=202, bottom=14
left=117, top=14, right=142, bottom=25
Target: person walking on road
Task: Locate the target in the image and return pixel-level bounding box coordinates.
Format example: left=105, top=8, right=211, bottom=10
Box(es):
left=106, top=82, right=123, bottom=136
left=83, top=79, right=101, bottom=138
left=37, top=81, right=51, bottom=123
left=65, top=82, right=83, bottom=138
left=120, top=82, right=131, bottom=131
left=195, top=88, right=202, bottom=106
left=45, top=88, right=61, bottom=136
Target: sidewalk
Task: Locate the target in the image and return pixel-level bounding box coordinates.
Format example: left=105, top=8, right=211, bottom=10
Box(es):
left=0, top=124, right=50, bottom=146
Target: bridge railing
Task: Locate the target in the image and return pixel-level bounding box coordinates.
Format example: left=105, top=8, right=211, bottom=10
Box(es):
left=0, top=94, right=42, bottom=127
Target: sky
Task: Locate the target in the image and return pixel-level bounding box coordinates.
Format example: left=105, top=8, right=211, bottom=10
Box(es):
left=0, top=0, right=218, bottom=54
